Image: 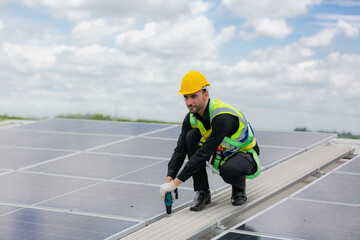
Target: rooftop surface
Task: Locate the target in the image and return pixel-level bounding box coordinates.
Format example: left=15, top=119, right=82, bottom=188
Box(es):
left=0, top=119, right=358, bottom=239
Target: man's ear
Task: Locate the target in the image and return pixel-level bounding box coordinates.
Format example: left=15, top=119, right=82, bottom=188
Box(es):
left=204, top=90, right=209, bottom=98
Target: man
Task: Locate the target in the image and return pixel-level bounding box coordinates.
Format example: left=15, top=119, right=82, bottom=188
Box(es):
left=160, top=70, right=260, bottom=211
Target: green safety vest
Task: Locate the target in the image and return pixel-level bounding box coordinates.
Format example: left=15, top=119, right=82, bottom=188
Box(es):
left=190, top=99, right=261, bottom=179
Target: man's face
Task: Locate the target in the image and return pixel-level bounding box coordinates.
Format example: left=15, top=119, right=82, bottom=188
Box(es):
left=183, top=90, right=207, bottom=115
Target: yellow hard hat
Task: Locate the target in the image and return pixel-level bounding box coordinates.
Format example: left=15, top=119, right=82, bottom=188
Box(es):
left=178, top=71, right=211, bottom=95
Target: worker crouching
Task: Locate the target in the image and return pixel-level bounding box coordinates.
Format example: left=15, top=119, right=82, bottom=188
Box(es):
left=160, top=71, right=261, bottom=211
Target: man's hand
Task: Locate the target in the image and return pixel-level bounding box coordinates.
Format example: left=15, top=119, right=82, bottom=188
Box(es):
left=160, top=180, right=177, bottom=201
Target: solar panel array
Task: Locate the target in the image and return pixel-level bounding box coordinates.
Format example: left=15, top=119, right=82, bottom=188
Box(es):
left=214, top=155, right=360, bottom=240
left=0, top=118, right=336, bottom=239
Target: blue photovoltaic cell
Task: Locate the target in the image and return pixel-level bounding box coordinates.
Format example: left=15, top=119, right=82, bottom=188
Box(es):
left=117, top=160, right=228, bottom=190
left=146, top=125, right=182, bottom=138
left=0, top=204, right=21, bottom=215
left=14, top=118, right=104, bottom=132
left=116, top=160, right=175, bottom=185
left=258, top=146, right=302, bottom=168
left=216, top=232, right=284, bottom=240
left=75, top=121, right=172, bottom=136
left=0, top=129, right=58, bottom=145
left=255, top=130, right=335, bottom=148
left=28, top=152, right=163, bottom=179
left=92, top=137, right=177, bottom=159
left=14, top=133, right=126, bottom=151
left=237, top=199, right=360, bottom=240
left=39, top=182, right=195, bottom=220
left=336, top=156, right=360, bottom=174
left=0, top=172, right=98, bottom=205
left=294, top=172, right=360, bottom=205
left=0, top=207, right=141, bottom=240
left=0, top=147, right=72, bottom=169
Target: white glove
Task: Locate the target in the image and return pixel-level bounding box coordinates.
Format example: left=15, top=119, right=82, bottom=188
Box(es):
left=160, top=181, right=177, bottom=201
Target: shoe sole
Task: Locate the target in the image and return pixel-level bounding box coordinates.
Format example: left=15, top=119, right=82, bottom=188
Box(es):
left=190, top=197, right=211, bottom=211
left=232, top=200, right=247, bottom=206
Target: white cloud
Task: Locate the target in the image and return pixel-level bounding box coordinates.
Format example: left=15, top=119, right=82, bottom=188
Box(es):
left=0, top=0, right=17, bottom=5
left=215, top=25, right=237, bottom=44
left=249, top=43, right=314, bottom=62
left=327, top=52, right=360, bottom=90
left=1, top=34, right=360, bottom=133
left=325, top=0, right=360, bottom=7
left=300, top=28, right=338, bottom=47
left=22, top=0, right=192, bottom=21
left=221, top=0, right=321, bottom=19
left=286, top=60, right=328, bottom=84
left=299, top=19, right=358, bottom=47
left=337, top=19, right=359, bottom=38
left=251, top=18, right=293, bottom=39
left=223, top=0, right=320, bottom=40
left=229, top=60, right=279, bottom=75
left=315, top=13, right=360, bottom=24
left=2, top=42, right=74, bottom=69
left=239, top=30, right=257, bottom=41
left=0, top=20, right=3, bottom=31
left=1, top=0, right=360, bottom=135
left=189, top=0, right=214, bottom=16
left=60, top=10, right=90, bottom=22
left=72, top=18, right=135, bottom=44
left=116, top=16, right=232, bottom=59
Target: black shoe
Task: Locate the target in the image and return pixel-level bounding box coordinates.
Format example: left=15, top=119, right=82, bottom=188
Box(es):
left=231, top=187, right=247, bottom=206
left=190, top=190, right=211, bottom=211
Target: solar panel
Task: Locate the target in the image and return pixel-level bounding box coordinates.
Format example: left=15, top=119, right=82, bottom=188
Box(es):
left=255, top=130, right=335, bottom=148
left=0, top=172, right=98, bottom=204
left=336, top=155, right=360, bottom=174
left=146, top=125, right=182, bottom=138
left=235, top=199, right=360, bottom=240
left=0, top=147, right=72, bottom=169
left=39, top=181, right=195, bottom=220
left=0, top=118, right=337, bottom=239
left=27, top=152, right=164, bottom=180
left=257, top=146, right=303, bottom=169
left=294, top=172, right=360, bottom=205
left=0, top=204, right=21, bottom=215
left=14, top=118, right=104, bottom=132
left=0, top=129, right=58, bottom=145
left=116, top=160, right=227, bottom=190
left=14, top=133, right=126, bottom=151
left=74, top=121, right=172, bottom=136
left=92, top=137, right=177, bottom=158
left=214, top=231, right=288, bottom=240
left=227, top=157, right=360, bottom=240
left=0, top=207, right=141, bottom=240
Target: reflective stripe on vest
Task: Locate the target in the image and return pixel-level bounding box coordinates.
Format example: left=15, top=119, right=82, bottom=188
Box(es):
left=190, top=98, right=261, bottom=179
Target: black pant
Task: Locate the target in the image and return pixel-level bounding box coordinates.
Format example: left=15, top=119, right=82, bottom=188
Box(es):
left=186, top=128, right=257, bottom=191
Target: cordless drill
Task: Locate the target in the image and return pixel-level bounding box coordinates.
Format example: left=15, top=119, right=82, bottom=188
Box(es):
left=164, top=188, right=178, bottom=214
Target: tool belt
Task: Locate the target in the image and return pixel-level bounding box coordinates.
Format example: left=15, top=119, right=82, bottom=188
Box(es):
left=210, top=145, right=261, bottom=179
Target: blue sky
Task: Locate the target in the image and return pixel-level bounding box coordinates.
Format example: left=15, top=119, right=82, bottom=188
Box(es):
left=0, top=0, right=359, bottom=134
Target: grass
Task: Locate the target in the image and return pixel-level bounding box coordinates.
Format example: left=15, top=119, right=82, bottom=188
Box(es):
left=0, top=114, right=38, bottom=121
left=56, top=113, right=180, bottom=125
left=294, top=127, right=360, bottom=139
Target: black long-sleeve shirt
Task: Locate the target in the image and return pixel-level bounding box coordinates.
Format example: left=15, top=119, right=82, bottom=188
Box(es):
left=167, top=99, right=258, bottom=182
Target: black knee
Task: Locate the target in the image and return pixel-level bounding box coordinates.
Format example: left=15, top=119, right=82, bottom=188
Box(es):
left=219, top=163, right=238, bottom=182
left=185, top=128, right=201, bottom=158
left=219, top=152, right=256, bottom=187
